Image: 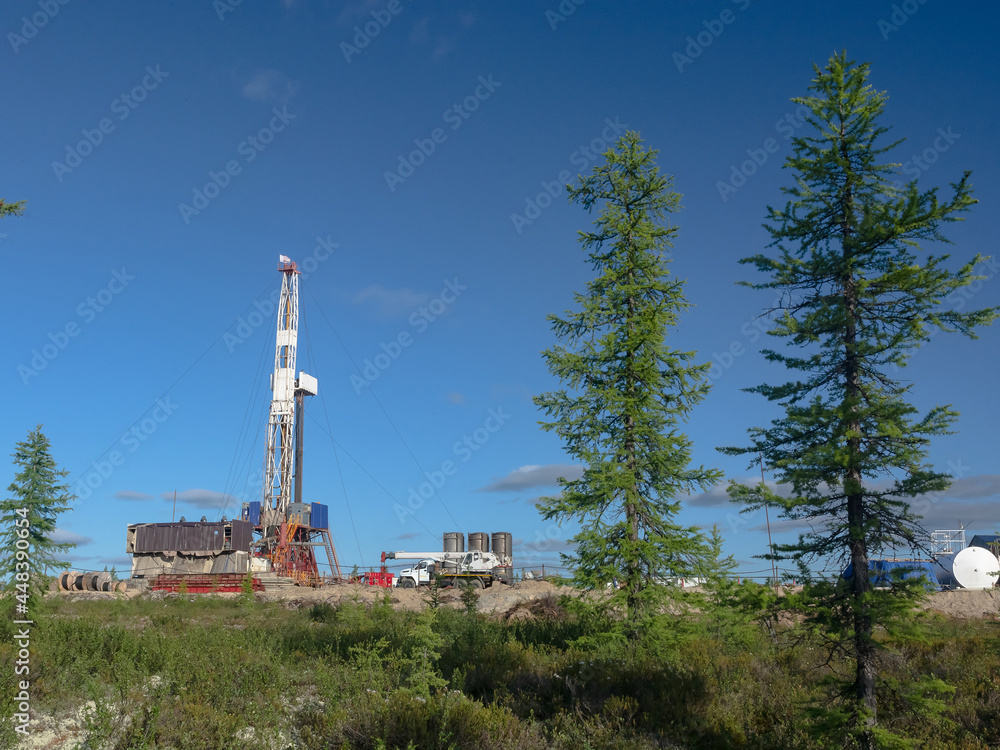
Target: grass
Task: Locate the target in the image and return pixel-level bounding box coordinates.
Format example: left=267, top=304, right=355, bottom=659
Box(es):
left=1, top=591, right=998, bottom=749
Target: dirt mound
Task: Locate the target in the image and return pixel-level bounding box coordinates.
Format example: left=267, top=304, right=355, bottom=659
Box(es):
left=66, top=579, right=996, bottom=621
left=500, top=592, right=565, bottom=623
left=923, top=588, right=999, bottom=619
left=477, top=579, right=564, bottom=614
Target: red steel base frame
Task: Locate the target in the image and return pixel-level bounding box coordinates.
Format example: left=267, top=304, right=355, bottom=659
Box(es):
left=152, top=573, right=264, bottom=593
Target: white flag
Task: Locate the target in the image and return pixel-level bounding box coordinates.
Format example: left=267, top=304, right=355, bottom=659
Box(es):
left=279, top=254, right=291, bottom=263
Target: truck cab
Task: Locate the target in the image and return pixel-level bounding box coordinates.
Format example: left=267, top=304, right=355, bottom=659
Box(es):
left=395, top=558, right=436, bottom=588
left=461, top=551, right=485, bottom=570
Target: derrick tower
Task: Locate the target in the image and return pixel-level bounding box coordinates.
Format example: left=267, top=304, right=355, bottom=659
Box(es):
left=244, top=255, right=341, bottom=582
left=261, top=256, right=300, bottom=531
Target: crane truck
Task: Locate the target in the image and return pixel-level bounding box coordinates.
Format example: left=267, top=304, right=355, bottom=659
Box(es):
left=383, top=549, right=512, bottom=589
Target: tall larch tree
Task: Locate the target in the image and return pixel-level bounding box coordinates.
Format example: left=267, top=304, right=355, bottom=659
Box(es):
left=534, top=131, right=723, bottom=641
left=723, top=52, right=997, bottom=747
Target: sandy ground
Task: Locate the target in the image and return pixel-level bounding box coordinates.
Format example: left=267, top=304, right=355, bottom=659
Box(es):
left=918, top=587, right=1000, bottom=619
left=179, top=578, right=569, bottom=615
left=56, top=579, right=1000, bottom=620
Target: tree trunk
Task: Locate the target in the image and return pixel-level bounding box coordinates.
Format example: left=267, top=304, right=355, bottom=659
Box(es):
left=625, top=258, right=641, bottom=640
left=848, top=486, right=877, bottom=745
left=625, top=418, right=640, bottom=641
left=840, top=131, right=877, bottom=745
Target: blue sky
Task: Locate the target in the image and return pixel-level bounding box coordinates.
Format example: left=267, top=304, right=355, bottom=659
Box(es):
left=3, top=0, right=999, bottom=579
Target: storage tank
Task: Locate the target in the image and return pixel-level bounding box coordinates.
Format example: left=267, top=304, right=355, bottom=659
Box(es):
left=934, top=546, right=1000, bottom=589
left=468, top=532, right=490, bottom=553
left=491, top=531, right=513, bottom=565
left=443, top=532, right=465, bottom=553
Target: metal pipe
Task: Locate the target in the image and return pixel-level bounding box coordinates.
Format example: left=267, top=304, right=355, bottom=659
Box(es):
left=294, top=389, right=305, bottom=505
left=760, top=452, right=778, bottom=592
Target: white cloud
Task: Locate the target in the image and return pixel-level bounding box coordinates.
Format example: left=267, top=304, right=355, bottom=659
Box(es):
left=161, top=489, right=240, bottom=511
left=432, top=36, right=453, bottom=60
left=907, top=498, right=1000, bottom=534
left=51, top=528, right=93, bottom=546
left=684, top=478, right=798, bottom=508
left=352, top=284, right=428, bottom=317
left=114, top=490, right=153, bottom=501
left=408, top=17, right=429, bottom=43
left=686, top=474, right=1000, bottom=510
left=729, top=474, right=1000, bottom=538
left=924, top=474, right=1000, bottom=501
left=242, top=69, right=298, bottom=103
left=479, top=464, right=583, bottom=493
left=98, top=556, right=132, bottom=567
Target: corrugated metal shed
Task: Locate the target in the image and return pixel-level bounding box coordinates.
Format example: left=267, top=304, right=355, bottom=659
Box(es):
left=131, top=520, right=253, bottom=553
left=229, top=520, right=252, bottom=551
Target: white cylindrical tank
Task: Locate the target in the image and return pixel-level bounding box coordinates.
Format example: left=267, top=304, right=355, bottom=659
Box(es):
left=936, top=547, right=1000, bottom=589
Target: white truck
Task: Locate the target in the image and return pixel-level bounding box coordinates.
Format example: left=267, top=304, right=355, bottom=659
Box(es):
left=383, top=549, right=511, bottom=589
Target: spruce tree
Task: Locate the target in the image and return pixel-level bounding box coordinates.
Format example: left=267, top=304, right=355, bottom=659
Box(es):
left=723, top=52, right=997, bottom=746
left=534, top=131, right=722, bottom=639
left=1, top=425, right=77, bottom=608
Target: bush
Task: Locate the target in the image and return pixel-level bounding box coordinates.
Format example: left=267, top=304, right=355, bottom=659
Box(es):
left=14, top=593, right=1000, bottom=749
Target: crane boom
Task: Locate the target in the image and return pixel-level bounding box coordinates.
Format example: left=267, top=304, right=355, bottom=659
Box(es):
left=384, top=551, right=467, bottom=562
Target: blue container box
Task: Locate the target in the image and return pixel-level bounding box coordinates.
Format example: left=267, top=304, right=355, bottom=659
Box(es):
left=311, top=502, right=328, bottom=529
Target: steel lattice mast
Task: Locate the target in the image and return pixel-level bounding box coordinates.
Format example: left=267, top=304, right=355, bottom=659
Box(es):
left=262, top=257, right=299, bottom=533
left=253, top=254, right=337, bottom=581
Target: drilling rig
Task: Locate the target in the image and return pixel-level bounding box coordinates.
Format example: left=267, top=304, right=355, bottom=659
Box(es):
left=242, top=255, right=341, bottom=584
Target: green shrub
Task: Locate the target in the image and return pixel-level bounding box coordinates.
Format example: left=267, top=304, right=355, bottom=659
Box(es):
left=13, top=592, right=1000, bottom=749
